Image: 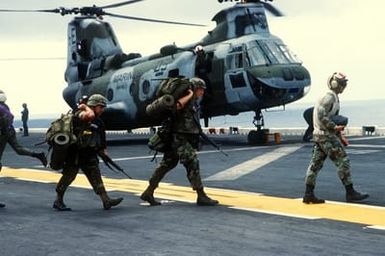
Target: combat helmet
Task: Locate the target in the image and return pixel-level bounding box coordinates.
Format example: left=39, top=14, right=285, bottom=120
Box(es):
left=189, top=77, right=206, bottom=90
left=87, top=94, right=107, bottom=107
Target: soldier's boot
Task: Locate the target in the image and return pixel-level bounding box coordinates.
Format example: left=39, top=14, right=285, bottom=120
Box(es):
left=345, top=184, right=369, bottom=202
left=303, top=184, right=325, bottom=204
left=33, top=152, right=48, bottom=167
left=53, top=193, right=71, bottom=211
left=196, top=188, right=219, bottom=206
left=0, top=202, right=5, bottom=208
left=100, top=192, right=123, bottom=210
left=140, top=184, right=161, bottom=206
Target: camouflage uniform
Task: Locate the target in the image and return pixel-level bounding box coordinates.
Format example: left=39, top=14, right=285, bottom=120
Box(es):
left=0, top=97, right=46, bottom=208
left=0, top=102, right=47, bottom=171
left=141, top=78, right=218, bottom=206
left=55, top=116, right=107, bottom=198
left=53, top=94, right=123, bottom=211
left=305, top=91, right=352, bottom=187
left=303, top=76, right=368, bottom=203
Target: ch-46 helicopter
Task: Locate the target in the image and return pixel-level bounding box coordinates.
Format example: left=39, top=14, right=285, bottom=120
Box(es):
left=1, top=0, right=311, bottom=144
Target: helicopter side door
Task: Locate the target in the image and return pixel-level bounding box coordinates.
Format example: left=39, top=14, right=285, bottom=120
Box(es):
left=224, top=44, right=257, bottom=111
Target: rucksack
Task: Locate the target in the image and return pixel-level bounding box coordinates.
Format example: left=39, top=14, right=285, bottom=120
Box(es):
left=45, top=111, right=77, bottom=170
left=146, top=77, right=191, bottom=118
left=147, top=125, right=172, bottom=153
left=156, top=77, right=191, bottom=100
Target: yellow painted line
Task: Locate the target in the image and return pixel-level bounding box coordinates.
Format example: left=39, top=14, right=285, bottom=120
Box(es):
left=1, top=167, right=385, bottom=227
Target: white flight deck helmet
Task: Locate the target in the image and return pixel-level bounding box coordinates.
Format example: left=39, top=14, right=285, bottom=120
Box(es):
left=0, top=90, right=7, bottom=103
left=194, top=45, right=204, bottom=54
left=327, top=72, right=348, bottom=91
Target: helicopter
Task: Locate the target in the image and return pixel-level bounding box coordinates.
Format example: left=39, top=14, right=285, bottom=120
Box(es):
left=0, top=0, right=311, bottom=144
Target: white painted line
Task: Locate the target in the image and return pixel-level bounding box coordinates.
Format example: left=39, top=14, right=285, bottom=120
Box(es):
left=349, top=144, right=385, bottom=148
left=14, top=177, right=53, bottom=183
left=229, top=206, right=320, bottom=220
left=109, top=145, right=272, bottom=162
left=349, top=136, right=384, bottom=141
left=204, top=145, right=303, bottom=181
left=364, top=225, right=385, bottom=231
left=347, top=149, right=381, bottom=155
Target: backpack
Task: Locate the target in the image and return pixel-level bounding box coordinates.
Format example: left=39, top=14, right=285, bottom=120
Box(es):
left=147, top=125, right=171, bottom=153
left=156, top=77, right=191, bottom=100
left=146, top=77, right=191, bottom=118
left=45, top=111, right=77, bottom=170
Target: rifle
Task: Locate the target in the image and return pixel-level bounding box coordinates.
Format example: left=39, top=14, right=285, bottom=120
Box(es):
left=198, top=130, right=229, bottom=157
left=98, top=151, right=132, bottom=179
left=192, top=115, right=228, bottom=157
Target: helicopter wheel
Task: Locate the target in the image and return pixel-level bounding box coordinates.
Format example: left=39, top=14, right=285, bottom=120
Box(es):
left=248, top=109, right=268, bottom=145
left=247, top=129, right=268, bottom=145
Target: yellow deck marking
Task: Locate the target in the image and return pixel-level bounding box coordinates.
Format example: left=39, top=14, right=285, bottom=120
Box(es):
left=2, top=167, right=385, bottom=228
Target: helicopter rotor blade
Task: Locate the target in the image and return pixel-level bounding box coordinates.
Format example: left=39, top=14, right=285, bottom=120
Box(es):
left=104, top=12, right=205, bottom=27
left=100, top=0, right=144, bottom=9
left=262, top=2, right=284, bottom=17
left=0, top=8, right=61, bottom=14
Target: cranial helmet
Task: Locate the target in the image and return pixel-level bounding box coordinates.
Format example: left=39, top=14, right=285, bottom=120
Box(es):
left=0, top=90, right=7, bottom=103
left=87, top=94, right=107, bottom=107
left=190, top=77, right=206, bottom=90
left=327, top=72, right=348, bottom=90
left=194, top=45, right=204, bottom=53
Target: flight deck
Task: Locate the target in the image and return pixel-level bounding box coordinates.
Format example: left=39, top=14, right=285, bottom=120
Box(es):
left=1, top=131, right=384, bottom=255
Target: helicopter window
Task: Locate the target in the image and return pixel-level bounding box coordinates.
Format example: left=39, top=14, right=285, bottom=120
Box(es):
left=258, top=41, right=279, bottom=64
left=142, top=80, right=150, bottom=95
left=90, top=37, right=117, bottom=58
left=277, top=44, right=302, bottom=64
left=168, top=69, right=179, bottom=78
left=257, top=41, right=302, bottom=64
left=229, top=73, right=247, bottom=88
left=246, top=45, right=268, bottom=66
left=264, top=41, right=290, bottom=64
left=107, top=89, right=114, bottom=101
left=226, top=52, right=244, bottom=70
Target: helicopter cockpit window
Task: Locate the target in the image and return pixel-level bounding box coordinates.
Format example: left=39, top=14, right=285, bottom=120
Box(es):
left=90, top=37, right=118, bottom=58
left=246, top=42, right=268, bottom=66
left=256, top=40, right=302, bottom=65
left=277, top=44, right=302, bottom=64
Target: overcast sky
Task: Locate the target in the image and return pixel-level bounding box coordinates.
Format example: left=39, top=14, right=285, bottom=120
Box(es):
left=0, top=0, right=384, bottom=118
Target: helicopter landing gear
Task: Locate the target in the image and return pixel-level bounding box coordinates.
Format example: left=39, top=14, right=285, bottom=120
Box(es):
left=247, top=109, right=268, bottom=145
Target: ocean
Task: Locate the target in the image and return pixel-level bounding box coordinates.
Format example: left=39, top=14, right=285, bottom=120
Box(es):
left=207, top=99, right=385, bottom=129
left=12, top=99, right=385, bottom=129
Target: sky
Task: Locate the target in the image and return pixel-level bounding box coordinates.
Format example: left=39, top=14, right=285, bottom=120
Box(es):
left=0, top=0, right=384, bottom=119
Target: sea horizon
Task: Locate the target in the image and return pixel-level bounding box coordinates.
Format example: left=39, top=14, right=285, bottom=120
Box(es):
left=12, top=98, right=385, bottom=129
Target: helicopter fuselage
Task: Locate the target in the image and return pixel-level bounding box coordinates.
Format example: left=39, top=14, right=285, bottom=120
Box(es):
left=63, top=33, right=310, bottom=130
left=62, top=2, right=311, bottom=130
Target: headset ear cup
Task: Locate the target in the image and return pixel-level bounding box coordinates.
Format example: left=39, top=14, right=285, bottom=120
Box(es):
left=331, top=79, right=338, bottom=89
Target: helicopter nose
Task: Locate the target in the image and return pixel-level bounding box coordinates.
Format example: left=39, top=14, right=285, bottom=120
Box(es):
left=247, top=64, right=311, bottom=106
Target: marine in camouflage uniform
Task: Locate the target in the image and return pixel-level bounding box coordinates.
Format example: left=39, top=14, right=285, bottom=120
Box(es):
left=0, top=91, right=47, bottom=209
left=141, top=77, right=219, bottom=206
left=53, top=94, right=123, bottom=211
left=303, top=72, right=369, bottom=204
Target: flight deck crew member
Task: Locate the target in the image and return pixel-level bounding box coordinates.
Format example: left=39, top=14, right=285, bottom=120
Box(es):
left=194, top=45, right=213, bottom=103
left=303, top=72, right=369, bottom=204
left=53, top=94, right=123, bottom=211
left=140, top=77, right=219, bottom=206
left=21, top=103, right=29, bottom=136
